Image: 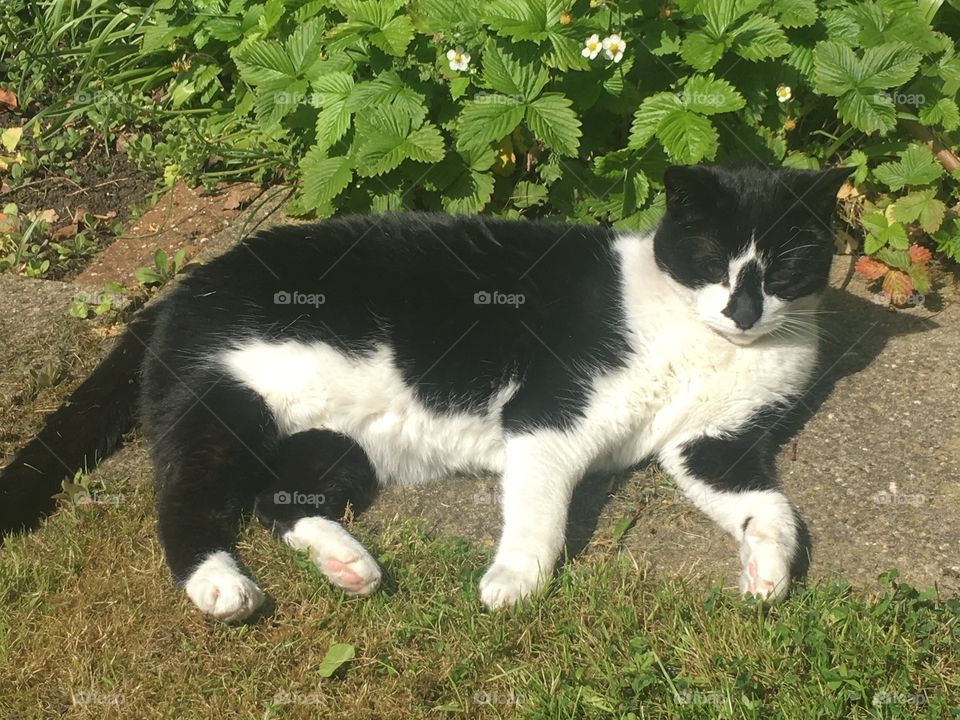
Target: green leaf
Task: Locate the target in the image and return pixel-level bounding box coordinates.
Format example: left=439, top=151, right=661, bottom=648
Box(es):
left=444, top=170, right=495, bottom=214
left=312, top=72, right=355, bottom=149
left=482, top=40, right=548, bottom=101
left=456, top=97, right=525, bottom=153
left=875, top=246, right=910, bottom=271
left=862, top=211, right=909, bottom=251
left=680, top=31, right=725, bottom=72
left=836, top=89, right=896, bottom=134
left=524, top=93, right=581, bottom=157
left=730, top=15, right=791, bottom=62
left=770, top=0, right=817, bottom=28
left=483, top=0, right=560, bottom=42
left=355, top=112, right=445, bottom=176
left=512, top=180, right=548, bottom=208
left=813, top=41, right=860, bottom=95
left=370, top=14, right=415, bottom=55
left=300, top=150, right=353, bottom=207
left=919, top=98, right=960, bottom=131
left=348, top=72, right=427, bottom=127
left=628, top=92, right=683, bottom=150
left=317, top=643, right=355, bottom=678
left=891, top=188, right=944, bottom=232
left=873, top=145, right=943, bottom=190
left=681, top=75, right=745, bottom=115
left=858, top=42, right=922, bottom=90
left=233, top=41, right=296, bottom=85
left=656, top=110, right=719, bottom=164
left=285, top=17, right=325, bottom=74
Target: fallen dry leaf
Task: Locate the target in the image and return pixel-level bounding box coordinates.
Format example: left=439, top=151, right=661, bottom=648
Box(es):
left=220, top=184, right=260, bottom=211
left=51, top=223, right=79, bottom=241
left=0, top=88, right=17, bottom=110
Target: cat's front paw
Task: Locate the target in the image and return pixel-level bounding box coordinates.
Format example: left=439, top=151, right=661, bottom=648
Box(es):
left=738, top=535, right=791, bottom=603
left=184, top=552, right=265, bottom=622
left=479, top=556, right=547, bottom=610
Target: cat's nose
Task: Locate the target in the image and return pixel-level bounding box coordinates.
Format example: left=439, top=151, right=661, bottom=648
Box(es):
left=722, top=291, right=762, bottom=330
left=723, top=261, right=763, bottom=330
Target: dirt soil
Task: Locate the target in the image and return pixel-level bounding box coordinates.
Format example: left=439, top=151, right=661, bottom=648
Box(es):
left=1, top=187, right=958, bottom=601
left=0, top=136, right=156, bottom=280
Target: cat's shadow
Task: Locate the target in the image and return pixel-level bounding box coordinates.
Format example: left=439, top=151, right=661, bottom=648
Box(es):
left=562, top=282, right=942, bottom=577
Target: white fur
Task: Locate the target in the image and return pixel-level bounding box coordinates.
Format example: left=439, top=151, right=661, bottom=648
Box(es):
left=221, top=343, right=511, bottom=484
left=184, top=551, right=265, bottom=622
left=218, top=232, right=818, bottom=608
left=283, top=517, right=381, bottom=595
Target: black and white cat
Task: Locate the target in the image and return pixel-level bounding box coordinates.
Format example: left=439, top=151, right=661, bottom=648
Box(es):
left=0, top=163, right=851, bottom=622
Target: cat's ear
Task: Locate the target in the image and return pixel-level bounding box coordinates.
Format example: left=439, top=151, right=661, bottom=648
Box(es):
left=793, top=166, right=855, bottom=222
left=663, top=165, right=722, bottom=216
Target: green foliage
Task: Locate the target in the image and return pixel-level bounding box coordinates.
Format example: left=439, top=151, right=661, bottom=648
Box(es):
left=134, top=248, right=187, bottom=287
left=2, top=0, right=959, bottom=269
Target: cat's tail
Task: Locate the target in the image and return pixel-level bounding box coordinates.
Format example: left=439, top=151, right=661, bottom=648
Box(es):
left=0, top=306, right=159, bottom=536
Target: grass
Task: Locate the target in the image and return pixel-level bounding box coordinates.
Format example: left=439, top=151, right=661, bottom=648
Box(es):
left=0, top=469, right=958, bottom=720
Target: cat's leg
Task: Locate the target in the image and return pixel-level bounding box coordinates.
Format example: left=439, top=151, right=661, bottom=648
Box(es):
left=151, top=384, right=278, bottom=622
left=254, top=430, right=382, bottom=597
left=658, top=435, right=800, bottom=602
left=479, top=433, right=585, bottom=610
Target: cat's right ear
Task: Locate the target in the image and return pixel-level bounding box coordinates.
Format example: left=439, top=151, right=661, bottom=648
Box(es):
left=663, top=165, right=720, bottom=215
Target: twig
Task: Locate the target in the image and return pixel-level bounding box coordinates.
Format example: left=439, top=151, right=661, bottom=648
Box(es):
left=0, top=176, right=84, bottom=195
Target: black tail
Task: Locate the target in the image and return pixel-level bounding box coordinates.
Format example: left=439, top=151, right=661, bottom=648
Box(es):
left=0, top=307, right=158, bottom=535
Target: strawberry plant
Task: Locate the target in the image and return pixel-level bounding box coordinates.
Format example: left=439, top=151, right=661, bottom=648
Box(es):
left=1, top=0, right=959, bottom=300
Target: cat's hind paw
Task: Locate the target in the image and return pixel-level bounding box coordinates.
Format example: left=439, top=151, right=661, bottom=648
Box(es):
left=284, top=517, right=381, bottom=596
left=184, top=551, right=265, bottom=622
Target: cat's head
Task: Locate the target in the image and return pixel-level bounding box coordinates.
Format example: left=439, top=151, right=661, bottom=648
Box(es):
left=653, top=163, right=853, bottom=345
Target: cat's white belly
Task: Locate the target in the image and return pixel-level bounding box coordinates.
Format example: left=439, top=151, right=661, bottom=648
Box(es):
left=220, top=340, right=509, bottom=484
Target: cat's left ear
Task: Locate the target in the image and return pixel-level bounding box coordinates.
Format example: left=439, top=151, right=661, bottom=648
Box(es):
left=796, top=166, right=855, bottom=223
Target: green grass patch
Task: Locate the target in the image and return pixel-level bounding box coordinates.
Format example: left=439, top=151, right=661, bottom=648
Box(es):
left=0, top=473, right=957, bottom=719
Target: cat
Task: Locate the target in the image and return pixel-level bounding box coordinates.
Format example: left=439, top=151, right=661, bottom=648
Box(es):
left=0, top=162, right=852, bottom=622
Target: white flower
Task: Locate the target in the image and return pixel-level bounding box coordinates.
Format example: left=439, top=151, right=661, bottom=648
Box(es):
left=446, top=47, right=471, bottom=72
left=602, top=33, right=626, bottom=63
left=582, top=34, right=601, bottom=60
left=776, top=84, right=792, bottom=103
